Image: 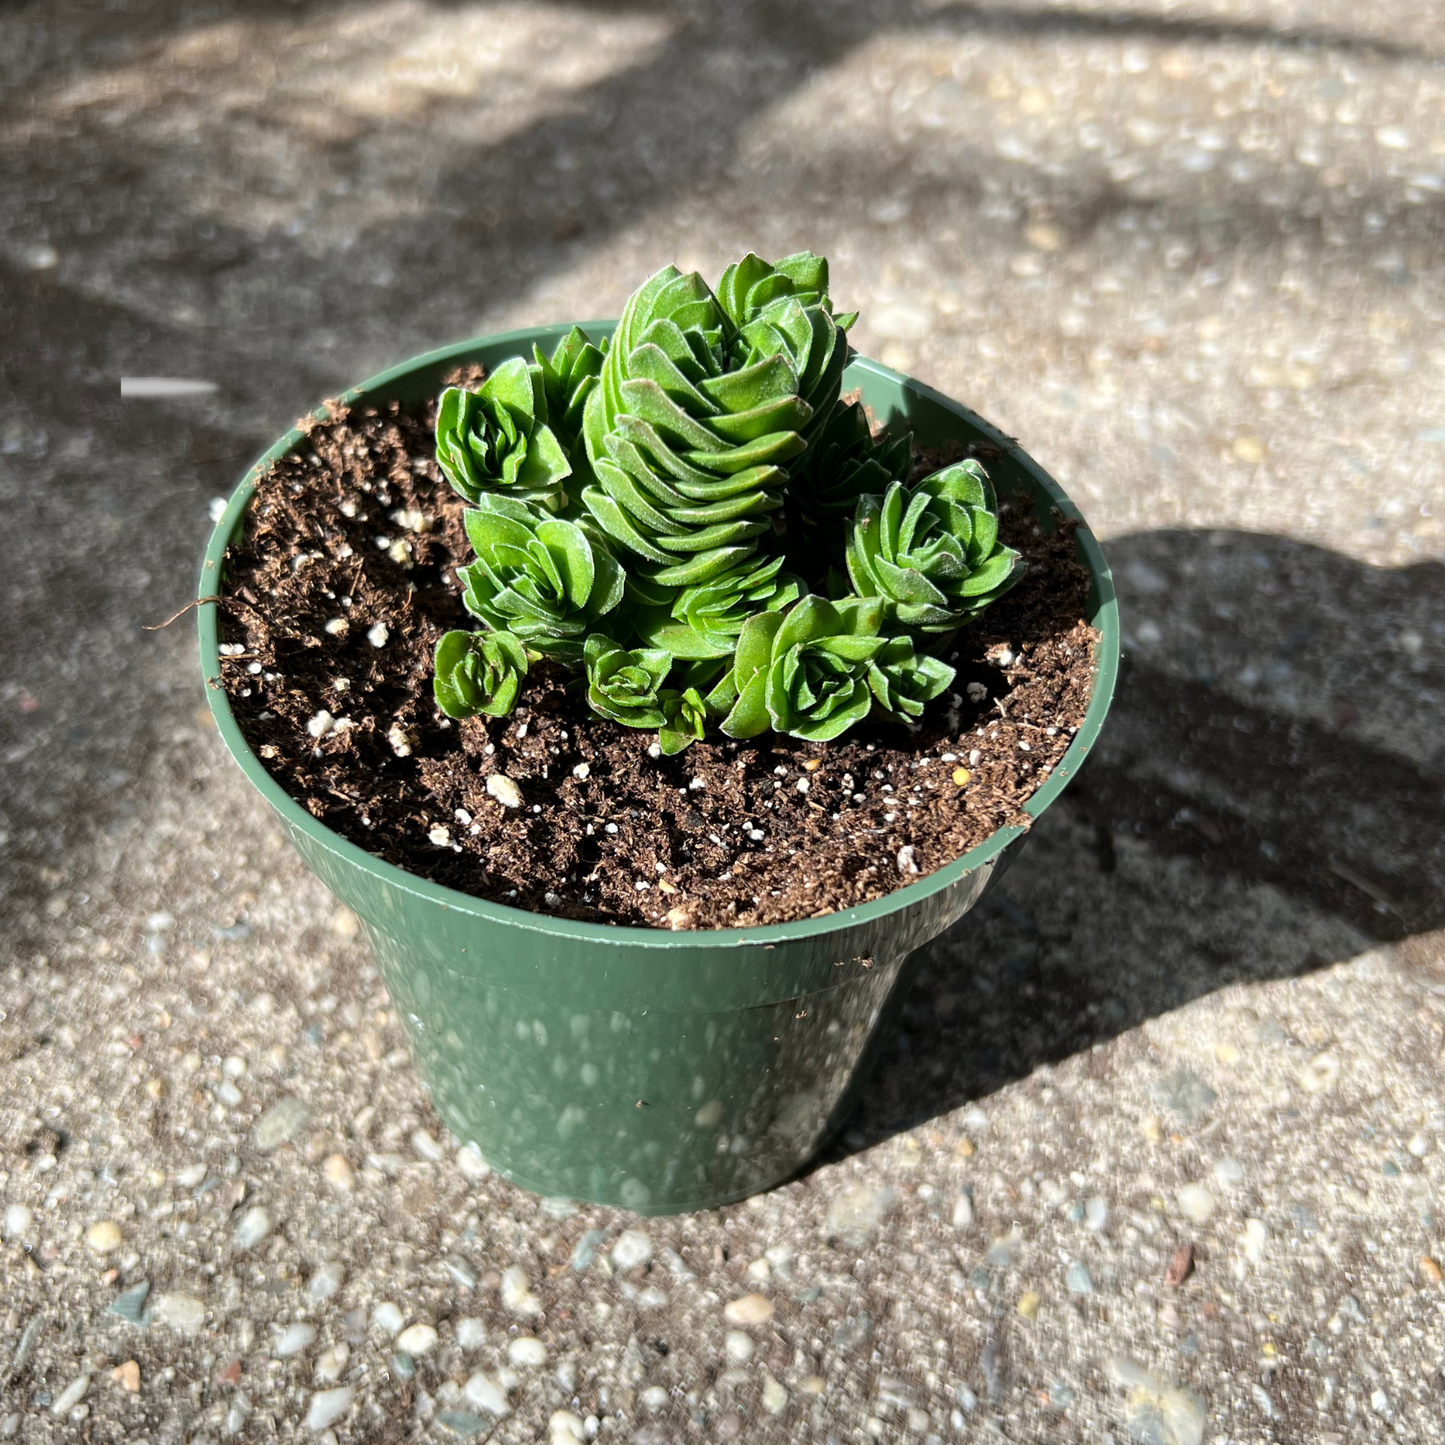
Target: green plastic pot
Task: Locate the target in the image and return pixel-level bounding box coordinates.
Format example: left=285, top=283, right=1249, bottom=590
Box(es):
left=198, top=323, right=1118, bottom=1214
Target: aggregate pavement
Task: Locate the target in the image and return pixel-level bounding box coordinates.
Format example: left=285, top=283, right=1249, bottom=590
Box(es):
left=2, top=2, right=1444, bottom=1441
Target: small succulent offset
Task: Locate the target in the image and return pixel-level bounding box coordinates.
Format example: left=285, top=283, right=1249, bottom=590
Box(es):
left=845, top=462, right=1023, bottom=635
left=431, top=253, right=1024, bottom=751
left=433, top=628, right=528, bottom=718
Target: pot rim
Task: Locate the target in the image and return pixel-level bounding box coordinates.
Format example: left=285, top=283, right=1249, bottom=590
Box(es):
left=198, top=322, right=1119, bottom=951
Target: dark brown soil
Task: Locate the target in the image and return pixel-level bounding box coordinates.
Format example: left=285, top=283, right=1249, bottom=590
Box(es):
left=215, top=392, right=1098, bottom=930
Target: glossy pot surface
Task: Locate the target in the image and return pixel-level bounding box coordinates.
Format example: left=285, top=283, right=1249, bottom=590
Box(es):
left=198, top=324, right=1119, bottom=1212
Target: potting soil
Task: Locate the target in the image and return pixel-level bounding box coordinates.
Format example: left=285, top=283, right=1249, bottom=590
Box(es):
left=216, top=394, right=1098, bottom=929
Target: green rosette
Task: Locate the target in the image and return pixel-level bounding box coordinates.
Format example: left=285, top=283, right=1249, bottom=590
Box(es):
left=845, top=461, right=1024, bottom=635
left=787, top=398, right=911, bottom=576
left=432, top=629, right=528, bottom=719
left=457, top=495, right=624, bottom=663
left=658, top=686, right=708, bottom=755
left=719, top=594, right=955, bottom=743
left=583, top=634, right=674, bottom=729
left=716, top=251, right=856, bottom=464
left=435, top=357, right=573, bottom=513
left=631, top=551, right=804, bottom=660
left=533, top=325, right=605, bottom=466
left=580, top=263, right=811, bottom=590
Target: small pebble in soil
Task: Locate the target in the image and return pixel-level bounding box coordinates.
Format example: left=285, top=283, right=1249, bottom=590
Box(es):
left=412, top=1129, right=445, bottom=1161
left=1213, top=1156, right=1245, bottom=1187
left=1084, top=1196, right=1109, bottom=1231
left=724, top=1294, right=775, bottom=1326
left=109, top=1281, right=151, bottom=1322
left=500, top=1265, right=541, bottom=1316
left=456, top=1319, right=487, bottom=1349
left=439, top=1410, right=489, bottom=1438
left=1065, top=1261, right=1094, bottom=1295
left=367, top=622, right=389, bottom=647
left=571, top=1229, right=606, bottom=1272
left=309, top=1262, right=345, bottom=1301
left=314, top=1343, right=350, bottom=1385
left=724, top=1331, right=755, bottom=1364
left=1239, top=1218, right=1267, bottom=1266
left=86, top=1219, right=123, bottom=1254
left=254, top=1096, right=310, bottom=1150
left=456, top=1143, right=489, bottom=1180
left=151, top=1292, right=206, bottom=1335
left=50, top=1376, right=89, bottom=1419
left=761, top=1373, right=789, bottom=1415
left=446, top=1258, right=479, bottom=1289
left=953, top=1193, right=975, bottom=1227
left=572, top=762, right=590, bottom=779
left=322, top=1153, right=355, bottom=1192
left=388, top=722, right=415, bottom=757
left=487, top=775, right=523, bottom=809
left=551, top=1411, right=587, bottom=1444
left=373, top=1302, right=406, bottom=1335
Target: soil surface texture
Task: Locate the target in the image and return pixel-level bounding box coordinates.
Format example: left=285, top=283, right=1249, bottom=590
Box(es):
left=216, top=397, right=1098, bottom=929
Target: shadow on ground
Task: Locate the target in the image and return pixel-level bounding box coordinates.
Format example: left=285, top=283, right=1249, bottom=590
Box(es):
left=835, top=528, right=1445, bottom=1153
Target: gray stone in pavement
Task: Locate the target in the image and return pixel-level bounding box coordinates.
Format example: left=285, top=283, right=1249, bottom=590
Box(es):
left=2, top=2, right=1444, bottom=1442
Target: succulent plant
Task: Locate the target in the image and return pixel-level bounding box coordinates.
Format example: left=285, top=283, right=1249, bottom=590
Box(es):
left=845, top=462, right=1024, bottom=634
left=432, top=252, right=1023, bottom=754
left=631, top=551, right=804, bottom=660
left=583, top=634, right=674, bottom=728
left=787, top=398, right=912, bottom=576
left=579, top=260, right=824, bottom=587
left=435, top=358, right=573, bottom=513
left=716, top=594, right=955, bottom=742
left=717, top=252, right=856, bottom=460
left=533, top=326, right=605, bottom=458
left=457, top=494, right=623, bottom=661
left=659, top=686, right=708, bottom=755
left=433, top=628, right=528, bottom=719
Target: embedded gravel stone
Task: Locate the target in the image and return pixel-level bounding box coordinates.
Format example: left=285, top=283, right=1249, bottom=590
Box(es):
left=253, top=1097, right=311, bottom=1150
left=611, top=1229, right=653, bottom=1271
left=305, top=1387, right=356, bottom=1432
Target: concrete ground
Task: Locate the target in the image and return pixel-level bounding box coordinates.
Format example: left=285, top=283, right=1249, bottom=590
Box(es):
left=3, top=1, right=1444, bottom=1441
